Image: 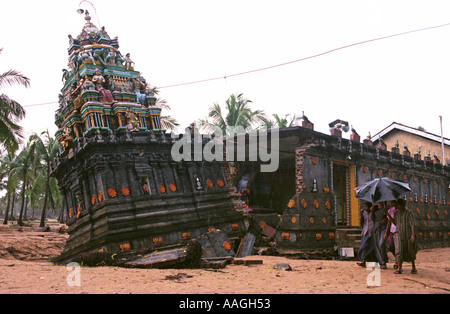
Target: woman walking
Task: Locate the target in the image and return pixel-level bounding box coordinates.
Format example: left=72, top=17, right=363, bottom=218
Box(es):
left=357, top=202, right=374, bottom=267
left=385, top=201, right=398, bottom=269
left=371, top=202, right=388, bottom=269
left=387, top=198, right=418, bottom=274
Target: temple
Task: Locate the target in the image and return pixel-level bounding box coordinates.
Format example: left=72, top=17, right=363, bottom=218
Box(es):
left=52, top=11, right=449, bottom=265
left=52, top=11, right=245, bottom=264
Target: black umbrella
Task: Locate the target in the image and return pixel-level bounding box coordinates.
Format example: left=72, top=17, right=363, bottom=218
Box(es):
left=355, top=177, right=411, bottom=204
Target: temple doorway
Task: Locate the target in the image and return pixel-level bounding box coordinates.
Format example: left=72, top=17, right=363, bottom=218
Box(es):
left=333, top=163, right=349, bottom=225
left=332, top=161, right=359, bottom=226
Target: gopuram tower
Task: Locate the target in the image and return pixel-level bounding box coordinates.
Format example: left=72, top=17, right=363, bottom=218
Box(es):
left=52, top=11, right=245, bottom=264
left=56, top=10, right=160, bottom=148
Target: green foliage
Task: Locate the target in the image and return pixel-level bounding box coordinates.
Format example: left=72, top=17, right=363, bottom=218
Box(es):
left=198, top=93, right=301, bottom=135
left=0, top=48, right=30, bottom=154
left=1, top=131, right=63, bottom=226
left=199, top=93, right=267, bottom=135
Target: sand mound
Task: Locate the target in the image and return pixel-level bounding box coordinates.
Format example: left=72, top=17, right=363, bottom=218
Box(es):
left=0, top=222, right=68, bottom=261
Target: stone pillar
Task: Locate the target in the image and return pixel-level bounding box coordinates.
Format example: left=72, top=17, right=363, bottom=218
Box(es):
left=90, top=114, right=96, bottom=128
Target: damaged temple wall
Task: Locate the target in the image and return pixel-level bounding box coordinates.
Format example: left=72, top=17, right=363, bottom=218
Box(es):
left=52, top=130, right=246, bottom=264
left=226, top=127, right=450, bottom=253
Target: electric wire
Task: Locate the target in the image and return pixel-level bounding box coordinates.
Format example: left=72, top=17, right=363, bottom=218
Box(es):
left=158, top=21, right=450, bottom=89
left=21, top=21, right=450, bottom=108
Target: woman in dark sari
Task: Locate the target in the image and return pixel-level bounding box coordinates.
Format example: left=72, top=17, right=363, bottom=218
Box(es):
left=357, top=202, right=374, bottom=267
left=371, top=202, right=388, bottom=269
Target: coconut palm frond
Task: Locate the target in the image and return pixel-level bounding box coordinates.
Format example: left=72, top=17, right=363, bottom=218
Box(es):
left=148, top=85, right=160, bottom=96
left=155, top=97, right=170, bottom=110
left=0, top=70, right=30, bottom=89
left=202, top=93, right=268, bottom=136
left=160, top=115, right=180, bottom=132
left=0, top=94, right=26, bottom=120
left=0, top=51, right=29, bottom=154
left=29, top=171, right=46, bottom=208
left=0, top=109, right=24, bottom=154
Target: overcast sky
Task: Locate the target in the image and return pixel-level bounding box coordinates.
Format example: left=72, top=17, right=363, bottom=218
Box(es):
left=2, top=0, right=450, bottom=145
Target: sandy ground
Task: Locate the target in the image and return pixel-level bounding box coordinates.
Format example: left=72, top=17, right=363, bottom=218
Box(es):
left=0, top=222, right=449, bottom=294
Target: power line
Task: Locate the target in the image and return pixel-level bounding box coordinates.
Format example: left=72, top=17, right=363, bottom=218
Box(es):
left=158, top=21, right=450, bottom=89
left=22, top=21, right=450, bottom=108
left=23, top=102, right=58, bottom=108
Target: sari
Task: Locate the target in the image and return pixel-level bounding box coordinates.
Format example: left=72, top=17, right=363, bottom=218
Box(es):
left=393, top=209, right=418, bottom=263
left=357, top=210, right=375, bottom=261
left=372, top=207, right=388, bottom=265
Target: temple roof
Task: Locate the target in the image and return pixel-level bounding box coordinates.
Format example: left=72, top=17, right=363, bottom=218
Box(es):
left=67, top=10, right=118, bottom=55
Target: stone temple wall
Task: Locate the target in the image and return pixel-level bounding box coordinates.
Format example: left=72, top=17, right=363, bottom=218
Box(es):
left=51, top=129, right=245, bottom=263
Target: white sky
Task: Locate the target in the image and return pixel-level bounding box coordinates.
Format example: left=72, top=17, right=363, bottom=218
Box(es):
left=2, top=0, right=450, bottom=145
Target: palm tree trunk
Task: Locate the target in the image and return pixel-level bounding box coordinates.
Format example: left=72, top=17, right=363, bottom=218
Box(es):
left=39, top=190, right=48, bottom=227
left=23, top=195, right=29, bottom=221
left=3, top=192, right=11, bottom=225
left=39, top=164, right=51, bottom=228
left=17, top=171, right=27, bottom=226
left=9, top=191, right=16, bottom=220
left=58, top=206, right=64, bottom=223
left=49, top=187, right=55, bottom=210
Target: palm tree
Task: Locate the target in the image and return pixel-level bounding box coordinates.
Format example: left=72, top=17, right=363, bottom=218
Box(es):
left=0, top=48, right=30, bottom=154
left=156, top=98, right=180, bottom=132
left=199, top=93, right=267, bottom=135
left=11, top=137, right=38, bottom=226
left=262, top=113, right=301, bottom=129
left=8, top=189, right=18, bottom=221
left=148, top=86, right=180, bottom=132
left=0, top=152, right=18, bottom=224
left=33, top=130, right=61, bottom=227
left=160, top=114, right=180, bottom=132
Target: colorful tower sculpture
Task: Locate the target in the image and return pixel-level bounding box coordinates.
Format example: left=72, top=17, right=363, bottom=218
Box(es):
left=56, top=10, right=161, bottom=154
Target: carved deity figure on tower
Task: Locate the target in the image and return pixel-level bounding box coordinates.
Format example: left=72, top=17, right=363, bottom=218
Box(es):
left=126, top=107, right=140, bottom=132
left=61, top=127, right=73, bottom=149
left=124, top=53, right=135, bottom=70
left=92, top=69, right=116, bottom=104
left=58, top=93, right=68, bottom=109
left=82, top=76, right=95, bottom=92
left=62, top=69, right=70, bottom=83
left=78, top=46, right=96, bottom=66
left=71, top=74, right=86, bottom=109
left=97, top=26, right=110, bottom=40
left=133, top=74, right=148, bottom=105
left=109, top=50, right=123, bottom=66
left=68, top=34, right=79, bottom=46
